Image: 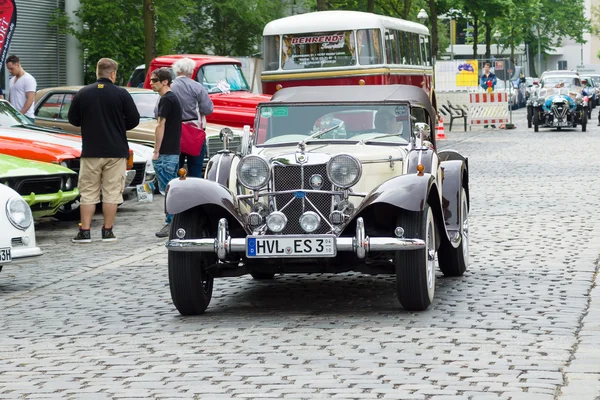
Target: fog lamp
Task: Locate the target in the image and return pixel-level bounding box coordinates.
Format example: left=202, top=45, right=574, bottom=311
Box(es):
left=266, top=211, right=287, bottom=233
left=394, top=227, right=405, bottom=238
left=299, top=211, right=321, bottom=233
left=176, top=228, right=186, bottom=239
left=247, top=212, right=263, bottom=227
left=330, top=210, right=344, bottom=225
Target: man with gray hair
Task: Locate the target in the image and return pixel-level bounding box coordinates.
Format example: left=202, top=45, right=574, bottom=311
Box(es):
left=171, top=57, right=214, bottom=177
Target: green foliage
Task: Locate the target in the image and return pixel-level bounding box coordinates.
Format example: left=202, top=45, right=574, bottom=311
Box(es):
left=178, top=0, right=286, bottom=56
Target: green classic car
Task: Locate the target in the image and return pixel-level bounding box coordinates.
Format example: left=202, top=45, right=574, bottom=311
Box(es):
left=0, top=154, right=79, bottom=219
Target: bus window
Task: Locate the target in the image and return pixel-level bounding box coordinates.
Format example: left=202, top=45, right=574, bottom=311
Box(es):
left=411, top=33, right=421, bottom=65
left=403, top=32, right=412, bottom=64
left=357, top=29, right=382, bottom=65
left=384, top=29, right=399, bottom=64
left=396, top=30, right=406, bottom=65
left=281, top=31, right=356, bottom=70
left=264, top=35, right=280, bottom=71
left=420, top=35, right=431, bottom=66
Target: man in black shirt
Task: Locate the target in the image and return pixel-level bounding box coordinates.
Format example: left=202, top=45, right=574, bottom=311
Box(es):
left=68, top=57, right=140, bottom=243
left=151, top=67, right=182, bottom=238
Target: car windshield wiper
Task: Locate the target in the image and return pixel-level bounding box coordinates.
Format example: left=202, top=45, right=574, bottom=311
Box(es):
left=359, top=132, right=402, bottom=144
left=297, top=123, right=343, bottom=151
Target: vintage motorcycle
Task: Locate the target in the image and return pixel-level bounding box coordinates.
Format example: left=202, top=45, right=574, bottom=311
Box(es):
left=531, top=87, right=588, bottom=132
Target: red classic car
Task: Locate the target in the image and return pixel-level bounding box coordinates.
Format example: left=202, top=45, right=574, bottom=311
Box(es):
left=142, top=54, right=271, bottom=128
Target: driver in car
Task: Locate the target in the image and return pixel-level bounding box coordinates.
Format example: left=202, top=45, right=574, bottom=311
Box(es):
left=374, top=109, right=403, bottom=134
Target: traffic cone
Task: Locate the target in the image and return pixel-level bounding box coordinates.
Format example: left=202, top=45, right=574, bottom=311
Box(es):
left=436, top=117, right=447, bottom=140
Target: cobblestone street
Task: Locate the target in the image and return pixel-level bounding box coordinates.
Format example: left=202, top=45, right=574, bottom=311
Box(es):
left=1, top=109, right=599, bottom=399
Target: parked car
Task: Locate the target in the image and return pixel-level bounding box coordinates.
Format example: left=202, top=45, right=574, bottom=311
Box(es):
left=0, top=153, right=79, bottom=219
left=0, top=100, right=153, bottom=219
left=34, top=86, right=158, bottom=146
left=33, top=86, right=242, bottom=162
left=127, top=64, right=145, bottom=88
left=0, top=183, right=43, bottom=272
left=142, top=55, right=271, bottom=128
left=164, top=85, right=470, bottom=315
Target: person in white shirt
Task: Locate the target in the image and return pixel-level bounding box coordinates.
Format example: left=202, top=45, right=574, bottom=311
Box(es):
left=6, top=55, right=36, bottom=120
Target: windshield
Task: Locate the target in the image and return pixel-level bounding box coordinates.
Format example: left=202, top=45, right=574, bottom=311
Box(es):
left=130, top=92, right=160, bottom=119
left=542, top=76, right=581, bottom=88
left=196, top=63, right=249, bottom=93
left=0, top=101, right=35, bottom=126
left=282, top=31, right=356, bottom=70
left=255, top=104, right=412, bottom=146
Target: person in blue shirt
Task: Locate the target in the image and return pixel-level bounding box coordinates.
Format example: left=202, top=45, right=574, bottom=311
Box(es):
left=480, top=63, right=497, bottom=91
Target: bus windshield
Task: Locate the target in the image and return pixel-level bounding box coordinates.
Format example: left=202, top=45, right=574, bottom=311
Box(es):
left=282, top=31, right=356, bottom=70
left=254, top=103, right=412, bottom=146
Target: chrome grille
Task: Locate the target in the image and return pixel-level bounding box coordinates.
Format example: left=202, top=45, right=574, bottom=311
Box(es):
left=272, top=164, right=333, bottom=235
left=551, top=102, right=569, bottom=120
left=130, top=162, right=146, bottom=186
left=206, top=136, right=241, bottom=158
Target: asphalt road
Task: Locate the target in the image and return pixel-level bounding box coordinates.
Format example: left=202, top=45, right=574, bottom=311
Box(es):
left=1, top=108, right=599, bottom=399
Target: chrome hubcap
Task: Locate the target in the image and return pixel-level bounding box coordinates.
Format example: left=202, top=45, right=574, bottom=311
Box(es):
left=427, top=220, right=435, bottom=290
left=462, top=196, right=469, bottom=262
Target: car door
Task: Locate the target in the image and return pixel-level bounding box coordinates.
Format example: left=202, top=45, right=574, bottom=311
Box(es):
left=34, top=92, right=78, bottom=133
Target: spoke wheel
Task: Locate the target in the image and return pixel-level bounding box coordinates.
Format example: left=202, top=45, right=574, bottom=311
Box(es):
left=168, top=208, right=215, bottom=315
left=438, top=188, right=469, bottom=277
left=395, top=205, right=436, bottom=311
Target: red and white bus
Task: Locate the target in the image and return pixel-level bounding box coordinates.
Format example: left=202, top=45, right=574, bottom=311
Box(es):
left=262, top=10, right=435, bottom=108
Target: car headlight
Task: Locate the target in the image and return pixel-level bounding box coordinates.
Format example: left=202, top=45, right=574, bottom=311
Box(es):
left=237, top=155, right=270, bottom=190
left=266, top=211, right=287, bottom=233
left=326, top=154, right=362, bottom=189
left=60, top=161, right=69, bottom=168
left=6, top=196, right=32, bottom=230
left=64, top=176, right=73, bottom=190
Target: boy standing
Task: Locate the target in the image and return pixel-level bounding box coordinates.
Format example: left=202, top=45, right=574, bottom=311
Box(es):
left=150, top=68, right=182, bottom=238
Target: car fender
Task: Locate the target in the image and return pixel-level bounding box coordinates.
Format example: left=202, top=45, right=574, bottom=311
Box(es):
left=165, top=178, right=247, bottom=234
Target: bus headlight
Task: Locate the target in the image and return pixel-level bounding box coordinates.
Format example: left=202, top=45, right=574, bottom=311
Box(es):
left=327, top=154, right=362, bottom=189
left=237, top=155, right=271, bottom=190
left=6, top=196, right=32, bottom=230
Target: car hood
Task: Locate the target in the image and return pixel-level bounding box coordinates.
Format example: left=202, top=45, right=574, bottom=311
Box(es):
left=255, top=143, right=407, bottom=163
left=0, top=153, right=75, bottom=177
left=0, top=135, right=80, bottom=161
left=0, top=126, right=147, bottom=163
left=210, top=91, right=271, bottom=109
left=133, top=119, right=157, bottom=135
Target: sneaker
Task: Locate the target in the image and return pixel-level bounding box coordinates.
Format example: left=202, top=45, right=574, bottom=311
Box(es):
left=102, top=226, right=117, bottom=242
left=72, top=228, right=91, bottom=244
left=155, top=224, right=170, bottom=238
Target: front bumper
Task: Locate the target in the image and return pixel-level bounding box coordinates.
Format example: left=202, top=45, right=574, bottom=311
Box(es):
left=22, top=188, right=80, bottom=219
left=166, top=217, right=425, bottom=260
left=11, top=246, right=43, bottom=261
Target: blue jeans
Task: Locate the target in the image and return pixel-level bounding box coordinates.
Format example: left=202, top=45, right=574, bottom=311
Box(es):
left=152, top=154, right=179, bottom=223
left=179, top=143, right=206, bottom=178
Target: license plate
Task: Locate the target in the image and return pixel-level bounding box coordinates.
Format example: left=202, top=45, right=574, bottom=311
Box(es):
left=0, top=247, right=11, bottom=263
left=246, top=235, right=336, bottom=258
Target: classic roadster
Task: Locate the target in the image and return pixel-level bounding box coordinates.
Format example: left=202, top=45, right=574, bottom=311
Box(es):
left=529, top=76, right=588, bottom=132
left=165, top=85, right=470, bottom=314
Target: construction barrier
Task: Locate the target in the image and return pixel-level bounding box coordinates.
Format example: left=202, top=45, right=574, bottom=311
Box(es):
left=468, top=92, right=509, bottom=128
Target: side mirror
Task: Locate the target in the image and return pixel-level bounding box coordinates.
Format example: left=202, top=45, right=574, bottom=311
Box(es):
left=240, top=125, right=252, bottom=156
left=219, top=127, right=234, bottom=151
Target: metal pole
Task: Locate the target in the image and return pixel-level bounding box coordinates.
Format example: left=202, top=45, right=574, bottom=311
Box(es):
left=450, top=19, right=454, bottom=60
left=537, top=26, right=541, bottom=75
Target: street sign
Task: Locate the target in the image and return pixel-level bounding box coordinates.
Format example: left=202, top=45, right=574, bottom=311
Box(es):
left=508, top=69, right=513, bottom=75
left=495, top=61, right=504, bottom=71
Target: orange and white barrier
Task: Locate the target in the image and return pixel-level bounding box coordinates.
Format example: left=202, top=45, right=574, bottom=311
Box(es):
left=468, top=92, right=509, bottom=128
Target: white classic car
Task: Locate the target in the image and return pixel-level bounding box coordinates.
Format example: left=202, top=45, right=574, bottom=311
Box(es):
left=0, top=183, right=42, bottom=272
left=164, top=85, right=470, bottom=315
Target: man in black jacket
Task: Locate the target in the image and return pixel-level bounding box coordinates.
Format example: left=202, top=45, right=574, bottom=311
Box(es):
left=68, top=57, right=140, bottom=243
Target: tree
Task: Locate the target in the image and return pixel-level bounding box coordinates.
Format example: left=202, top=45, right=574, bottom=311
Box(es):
left=143, top=0, right=156, bottom=72
left=52, top=0, right=192, bottom=84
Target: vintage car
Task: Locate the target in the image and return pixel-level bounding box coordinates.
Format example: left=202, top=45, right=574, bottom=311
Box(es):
left=529, top=75, right=588, bottom=132
left=0, top=183, right=43, bottom=272
left=0, top=154, right=79, bottom=219
left=164, top=85, right=470, bottom=315
left=141, top=55, right=271, bottom=128
left=33, top=86, right=242, bottom=161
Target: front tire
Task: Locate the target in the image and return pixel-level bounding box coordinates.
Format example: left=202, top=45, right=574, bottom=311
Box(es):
left=250, top=272, right=275, bottom=280
left=527, top=106, right=533, bottom=128
left=168, top=208, right=215, bottom=315
left=395, top=205, right=436, bottom=311
left=533, top=108, right=539, bottom=132
left=438, top=188, right=469, bottom=276
left=582, top=111, right=588, bottom=132
left=54, top=200, right=81, bottom=221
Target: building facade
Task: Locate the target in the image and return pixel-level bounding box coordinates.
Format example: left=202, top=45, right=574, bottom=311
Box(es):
left=5, top=0, right=82, bottom=92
